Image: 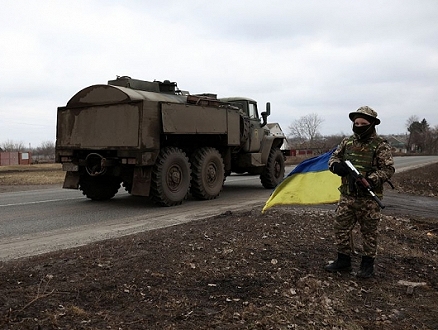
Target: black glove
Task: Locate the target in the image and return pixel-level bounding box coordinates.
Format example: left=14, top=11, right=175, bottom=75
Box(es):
left=330, top=162, right=349, bottom=177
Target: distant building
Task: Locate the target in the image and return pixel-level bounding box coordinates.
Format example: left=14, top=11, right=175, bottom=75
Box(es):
left=0, top=151, right=32, bottom=166
left=384, top=135, right=408, bottom=153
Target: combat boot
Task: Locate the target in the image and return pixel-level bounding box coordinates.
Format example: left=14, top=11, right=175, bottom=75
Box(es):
left=356, top=256, right=375, bottom=278
left=324, top=253, right=352, bottom=272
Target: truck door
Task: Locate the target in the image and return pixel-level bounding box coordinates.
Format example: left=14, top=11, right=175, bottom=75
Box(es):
left=246, top=102, right=264, bottom=152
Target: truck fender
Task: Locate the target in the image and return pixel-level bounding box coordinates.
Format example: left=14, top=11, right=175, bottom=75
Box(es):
left=260, top=137, right=284, bottom=164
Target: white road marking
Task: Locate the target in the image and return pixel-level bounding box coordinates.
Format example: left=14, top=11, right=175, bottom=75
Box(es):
left=0, top=197, right=83, bottom=207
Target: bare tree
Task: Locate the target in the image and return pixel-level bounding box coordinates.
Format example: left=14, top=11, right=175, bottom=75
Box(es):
left=405, top=115, right=420, bottom=130
left=33, top=140, right=56, bottom=162
left=431, top=125, right=438, bottom=154
left=0, top=140, right=25, bottom=152
left=39, top=140, right=55, bottom=157
left=288, top=113, right=324, bottom=148
left=323, top=134, right=346, bottom=150
left=405, top=115, right=420, bottom=152
left=424, top=125, right=438, bottom=154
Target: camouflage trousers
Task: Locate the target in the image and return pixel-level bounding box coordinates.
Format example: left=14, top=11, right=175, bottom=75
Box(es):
left=334, top=195, right=381, bottom=257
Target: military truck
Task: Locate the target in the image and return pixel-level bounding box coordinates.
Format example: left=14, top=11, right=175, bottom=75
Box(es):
left=55, top=76, right=286, bottom=206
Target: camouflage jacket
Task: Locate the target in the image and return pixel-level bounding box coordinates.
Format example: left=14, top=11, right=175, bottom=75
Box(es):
left=329, top=133, right=395, bottom=197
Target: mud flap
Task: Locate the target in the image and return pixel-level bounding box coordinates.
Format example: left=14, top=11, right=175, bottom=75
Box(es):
left=131, top=167, right=152, bottom=196
left=63, top=171, right=80, bottom=189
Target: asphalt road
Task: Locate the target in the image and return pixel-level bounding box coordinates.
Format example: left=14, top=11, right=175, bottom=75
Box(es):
left=1, top=156, right=438, bottom=261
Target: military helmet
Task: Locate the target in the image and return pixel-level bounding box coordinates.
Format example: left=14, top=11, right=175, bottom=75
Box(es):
left=349, top=106, right=380, bottom=125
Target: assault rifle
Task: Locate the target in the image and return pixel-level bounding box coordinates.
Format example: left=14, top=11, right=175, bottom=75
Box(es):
left=344, top=160, right=385, bottom=209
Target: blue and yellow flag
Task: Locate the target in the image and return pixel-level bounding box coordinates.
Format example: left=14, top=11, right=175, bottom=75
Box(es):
left=262, top=149, right=340, bottom=213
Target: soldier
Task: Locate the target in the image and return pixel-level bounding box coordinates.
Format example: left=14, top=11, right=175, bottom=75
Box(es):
left=325, top=106, right=395, bottom=278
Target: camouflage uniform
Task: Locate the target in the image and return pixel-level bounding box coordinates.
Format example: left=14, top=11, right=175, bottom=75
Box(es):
left=325, top=106, right=394, bottom=278
left=329, top=136, right=393, bottom=257
left=328, top=109, right=395, bottom=258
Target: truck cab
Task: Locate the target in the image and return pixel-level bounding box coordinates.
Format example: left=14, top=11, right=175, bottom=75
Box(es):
left=220, top=97, right=271, bottom=153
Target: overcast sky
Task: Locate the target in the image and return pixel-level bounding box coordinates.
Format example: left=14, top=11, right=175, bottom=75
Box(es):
left=1, top=0, right=437, bottom=148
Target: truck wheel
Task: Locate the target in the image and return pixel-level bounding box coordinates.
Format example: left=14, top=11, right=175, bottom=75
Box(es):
left=79, top=176, right=121, bottom=201
left=151, top=147, right=191, bottom=206
left=190, top=147, right=225, bottom=200
left=260, top=148, right=285, bottom=189
left=239, top=114, right=250, bottom=146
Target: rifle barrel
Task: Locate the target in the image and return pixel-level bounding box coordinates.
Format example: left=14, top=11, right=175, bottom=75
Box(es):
left=343, top=160, right=385, bottom=209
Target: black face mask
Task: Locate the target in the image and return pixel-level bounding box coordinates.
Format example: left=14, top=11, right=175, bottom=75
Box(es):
left=353, top=124, right=374, bottom=139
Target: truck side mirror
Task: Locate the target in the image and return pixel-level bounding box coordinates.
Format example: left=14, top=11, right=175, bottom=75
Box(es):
left=260, top=102, right=270, bottom=127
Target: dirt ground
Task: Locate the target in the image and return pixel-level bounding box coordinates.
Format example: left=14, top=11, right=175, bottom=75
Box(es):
left=1, top=164, right=438, bottom=329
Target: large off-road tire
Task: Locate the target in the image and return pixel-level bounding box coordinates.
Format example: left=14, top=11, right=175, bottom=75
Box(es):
left=239, top=114, right=250, bottom=146
left=79, top=175, right=121, bottom=201
left=190, top=147, right=225, bottom=200
left=151, top=147, right=191, bottom=207
left=260, top=147, right=285, bottom=189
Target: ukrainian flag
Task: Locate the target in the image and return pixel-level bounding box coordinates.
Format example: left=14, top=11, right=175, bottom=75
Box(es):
left=262, top=149, right=340, bottom=213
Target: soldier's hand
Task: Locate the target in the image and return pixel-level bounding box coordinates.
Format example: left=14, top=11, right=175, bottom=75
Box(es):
left=366, top=173, right=379, bottom=187
left=330, top=162, right=349, bottom=177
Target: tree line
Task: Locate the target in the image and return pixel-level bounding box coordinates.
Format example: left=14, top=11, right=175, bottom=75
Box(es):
left=2, top=113, right=437, bottom=161
left=0, top=140, right=55, bottom=161
left=405, top=115, right=438, bottom=154
left=287, top=113, right=438, bottom=154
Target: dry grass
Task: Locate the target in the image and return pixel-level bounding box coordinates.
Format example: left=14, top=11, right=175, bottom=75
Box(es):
left=0, top=163, right=64, bottom=185
left=0, top=163, right=61, bottom=172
